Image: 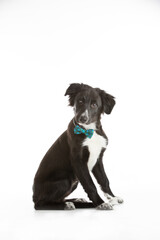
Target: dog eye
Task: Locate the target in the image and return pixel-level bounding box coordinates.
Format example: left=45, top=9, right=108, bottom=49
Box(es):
left=91, top=103, right=97, bottom=108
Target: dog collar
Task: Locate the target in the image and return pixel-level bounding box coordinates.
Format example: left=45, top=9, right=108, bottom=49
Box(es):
left=73, top=119, right=94, bottom=139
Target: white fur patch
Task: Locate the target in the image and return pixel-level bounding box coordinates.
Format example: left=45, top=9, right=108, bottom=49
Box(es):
left=64, top=202, right=76, bottom=210
left=81, top=110, right=89, bottom=118
left=104, top=193, right=124, bottom=205
left=96, top=202, right=113, bottom=210
left=82, top=123, right=107, bottom=171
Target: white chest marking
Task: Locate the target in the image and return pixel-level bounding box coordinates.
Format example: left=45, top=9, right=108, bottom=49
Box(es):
left=82, top=131, right=107, bottom=171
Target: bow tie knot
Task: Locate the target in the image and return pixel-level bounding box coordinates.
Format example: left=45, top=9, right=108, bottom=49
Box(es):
left=74, top=125, right=94, bottom=139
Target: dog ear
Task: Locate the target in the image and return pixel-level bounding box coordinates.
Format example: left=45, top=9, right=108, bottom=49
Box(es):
left=96, top=88, right=116, bottom=114
left=64, top=83, right=82, bottom=106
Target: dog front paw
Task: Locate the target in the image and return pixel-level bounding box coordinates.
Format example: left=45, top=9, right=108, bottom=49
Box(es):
left=104, top=193, right=124, bottom=205
left=64, top=202, right=76, bottom=210
left=96, top=202, right=113, bottom=210
left=109, top=197, right=124, bottom=205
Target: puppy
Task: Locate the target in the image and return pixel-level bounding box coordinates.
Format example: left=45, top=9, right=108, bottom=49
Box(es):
left=32, top=83, right=123, bottom=210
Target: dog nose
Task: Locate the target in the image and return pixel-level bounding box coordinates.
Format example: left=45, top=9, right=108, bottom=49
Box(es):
left=79, top=115, right=88, bottom=123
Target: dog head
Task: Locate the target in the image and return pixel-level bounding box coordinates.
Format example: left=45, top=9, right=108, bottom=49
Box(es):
left=65, top=83, right=115, bottom=125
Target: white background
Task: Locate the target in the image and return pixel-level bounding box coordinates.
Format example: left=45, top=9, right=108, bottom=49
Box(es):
left=0, top=0, right=160, bottom=239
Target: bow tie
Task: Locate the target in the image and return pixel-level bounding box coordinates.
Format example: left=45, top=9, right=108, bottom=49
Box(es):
left=74, top=125, right=94, bottom=139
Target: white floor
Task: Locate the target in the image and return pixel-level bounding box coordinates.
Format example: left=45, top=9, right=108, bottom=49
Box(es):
left=1, top=187, right=160, bottom=240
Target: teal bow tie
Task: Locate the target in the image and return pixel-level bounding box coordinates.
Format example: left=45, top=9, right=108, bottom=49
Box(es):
left=74, top=125, right=94, bottom=139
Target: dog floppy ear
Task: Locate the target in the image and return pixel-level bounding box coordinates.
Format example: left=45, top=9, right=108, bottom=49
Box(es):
left=96, top=88, right=116, bottom=114
left=65, top=83, right=82, bottom=106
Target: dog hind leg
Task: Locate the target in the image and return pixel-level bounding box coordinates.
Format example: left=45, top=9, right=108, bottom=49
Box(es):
left=34, top=201, right=76, bottom=210
left=33, top=178, right=78, bottom=210
left=65, top=198, right=94, bottom=209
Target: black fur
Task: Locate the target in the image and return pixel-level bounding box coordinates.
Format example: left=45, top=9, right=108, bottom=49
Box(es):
left=33, top=83, right=116, bottom=210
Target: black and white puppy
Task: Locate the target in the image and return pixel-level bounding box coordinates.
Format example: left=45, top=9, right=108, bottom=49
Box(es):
left=33, top=83, right=123, bottom=210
